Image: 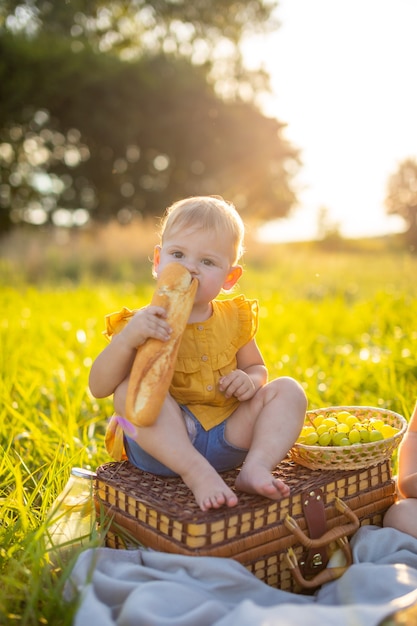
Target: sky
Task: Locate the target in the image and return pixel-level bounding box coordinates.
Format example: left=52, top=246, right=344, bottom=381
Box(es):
left=242, top=0, right=417, bottom=242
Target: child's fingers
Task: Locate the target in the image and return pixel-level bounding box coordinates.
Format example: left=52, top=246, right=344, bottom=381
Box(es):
left=220, top=371, right=242, bottom=398
left=147, top=305, right=168, bottom=318
left=133, top=307, right=171, bottom=341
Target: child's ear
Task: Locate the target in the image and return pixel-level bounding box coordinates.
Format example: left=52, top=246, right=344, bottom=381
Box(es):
left=153, top=246, right=161, bottom=274
left=223, top=265, right=243, bottom=290
left=153, top=246, right=161, bottom=271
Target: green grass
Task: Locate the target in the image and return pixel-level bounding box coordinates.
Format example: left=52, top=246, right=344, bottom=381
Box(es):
left=1, top=238, right=416, bottom=624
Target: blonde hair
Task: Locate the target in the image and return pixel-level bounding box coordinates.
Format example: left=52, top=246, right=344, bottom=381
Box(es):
left=159, top=196, right=245, bottom=265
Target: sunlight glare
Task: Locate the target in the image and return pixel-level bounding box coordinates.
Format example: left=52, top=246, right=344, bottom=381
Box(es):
left=242, top=0, right=417, bottom=242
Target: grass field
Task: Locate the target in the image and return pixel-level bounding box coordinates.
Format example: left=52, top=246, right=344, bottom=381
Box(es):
left=1, top=226, right=416, bottom=624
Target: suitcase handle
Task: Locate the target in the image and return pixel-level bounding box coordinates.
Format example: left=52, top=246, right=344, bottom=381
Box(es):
left=285, top=536, right=352, bottom=589
left=284, top=496, right=360, bottom=548
left=284, top=497, right=359, bottom=589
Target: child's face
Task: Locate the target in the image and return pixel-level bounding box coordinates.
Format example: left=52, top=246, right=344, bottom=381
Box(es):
left=154, top=226, right=242, bottom=306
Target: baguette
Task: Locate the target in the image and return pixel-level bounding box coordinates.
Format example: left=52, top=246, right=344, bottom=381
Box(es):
left=125, top=262, right=198, bottom=427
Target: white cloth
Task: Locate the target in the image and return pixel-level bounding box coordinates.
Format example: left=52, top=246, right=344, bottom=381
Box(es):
left=66, top=525, right=417, bottom=626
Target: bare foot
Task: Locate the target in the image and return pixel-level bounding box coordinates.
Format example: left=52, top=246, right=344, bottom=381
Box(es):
left=235, top=462, right=290, bottom=500
left=183, top=466, right=239, bottom=512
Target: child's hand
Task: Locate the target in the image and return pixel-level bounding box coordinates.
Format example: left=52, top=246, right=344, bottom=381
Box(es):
left=219, top=370, right=256, bottom=402
left=118, top=305, right=172, bottom=349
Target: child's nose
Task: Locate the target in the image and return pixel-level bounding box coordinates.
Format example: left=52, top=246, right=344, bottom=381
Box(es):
left=183, top=260, right=198, bottom=275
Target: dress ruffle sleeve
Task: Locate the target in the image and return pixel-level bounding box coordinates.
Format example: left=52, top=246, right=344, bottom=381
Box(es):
left=103, top=306, right=136, bottom=341
left=235, top=296, right=258, bottom=348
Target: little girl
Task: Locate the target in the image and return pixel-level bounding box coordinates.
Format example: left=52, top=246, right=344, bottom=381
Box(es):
left=89, top=195, right=307, bottom=511
left=383, top=400, right=417, bottom=538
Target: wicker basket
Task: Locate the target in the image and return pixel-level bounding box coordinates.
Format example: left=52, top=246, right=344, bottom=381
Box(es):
left=289, top=406, right=407, bottom=471
left=95, top=458, right=396, bottom=592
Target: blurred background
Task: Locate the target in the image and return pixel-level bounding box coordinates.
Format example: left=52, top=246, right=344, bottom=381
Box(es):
left=1, top=0, right=417, bottom=280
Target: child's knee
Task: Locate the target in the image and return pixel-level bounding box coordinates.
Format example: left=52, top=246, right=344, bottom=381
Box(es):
left=274, top=376, right=307, bottom=406
left=262, top=377, right=307, bottom=414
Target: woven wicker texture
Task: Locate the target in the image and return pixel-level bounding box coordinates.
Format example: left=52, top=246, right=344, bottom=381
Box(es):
left=95, top=459, right=395, bottom=592
left=95, top=459, right=393, bottom=547
left=289, top=406, right=407, bottom=471
left=95, top=458, right=395, bottom=592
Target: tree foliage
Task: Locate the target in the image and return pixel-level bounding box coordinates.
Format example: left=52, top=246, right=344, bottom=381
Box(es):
left=1, top=1, right=279, bottom=50
left=1, top=0, right=278, bottom=97
left=0, top=1, right=302, bottom=233
left=385, top=158, right=417, bottom=250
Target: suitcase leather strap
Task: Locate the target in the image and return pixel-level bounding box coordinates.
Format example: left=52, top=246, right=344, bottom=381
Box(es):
left=301, top=488, right=329, bottom=577
left=284, top=494, right=359, bottom=590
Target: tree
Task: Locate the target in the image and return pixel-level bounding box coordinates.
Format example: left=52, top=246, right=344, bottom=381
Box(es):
left=0, top=0, right=278, bottom=100
left=0, top=33, right=299, bottom=232
left=0, top=1, right=302, bottom=233
left=385, top=158, right=417, bottom=250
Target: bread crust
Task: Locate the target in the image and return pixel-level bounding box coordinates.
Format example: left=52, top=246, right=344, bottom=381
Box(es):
left=125, top=263, right=198, bottom=426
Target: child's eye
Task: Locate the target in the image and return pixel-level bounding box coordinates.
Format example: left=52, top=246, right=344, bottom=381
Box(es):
left=202, top=258, right=215, bottom=266
left=172, top=251, right=183, bottom=258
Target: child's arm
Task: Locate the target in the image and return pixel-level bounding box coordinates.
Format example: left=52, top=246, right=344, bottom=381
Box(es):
left=397, top=401, right=417, bottom=498
left=89, top=305, right=171, bottom=398
left=398, top=471, right=417, bottom=499
left=219, top=339, right=267, bottom=402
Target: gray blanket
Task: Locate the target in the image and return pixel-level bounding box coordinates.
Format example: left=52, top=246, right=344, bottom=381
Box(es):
left=66, top=526, right=417, bottom=625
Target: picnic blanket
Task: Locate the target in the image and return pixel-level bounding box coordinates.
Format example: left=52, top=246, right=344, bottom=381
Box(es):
left=66, top=525, right=417, bottom=626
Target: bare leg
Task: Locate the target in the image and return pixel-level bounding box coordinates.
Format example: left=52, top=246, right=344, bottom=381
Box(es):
left=114, top=382, right=238, bottom=511
left=397, top=400, right=417, bottom=498
left=383, top=498, right=417, bottom=539
left=227, top=377, right=307, bottom=499
left=383, top=401, right=417, bottom=537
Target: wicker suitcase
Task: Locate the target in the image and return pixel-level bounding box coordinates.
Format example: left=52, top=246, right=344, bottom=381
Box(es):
left=94, top=458, right=395, bottom=593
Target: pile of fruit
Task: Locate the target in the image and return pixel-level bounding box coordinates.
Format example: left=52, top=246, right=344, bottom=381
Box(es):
left=297, top=409, right=400, bottom=447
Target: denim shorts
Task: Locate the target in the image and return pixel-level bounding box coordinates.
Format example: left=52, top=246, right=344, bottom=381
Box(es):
left=123, top=405, right=248, bottom=477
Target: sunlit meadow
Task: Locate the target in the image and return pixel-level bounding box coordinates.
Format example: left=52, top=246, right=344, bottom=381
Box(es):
left=1, top=224, right=416, bottom=624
